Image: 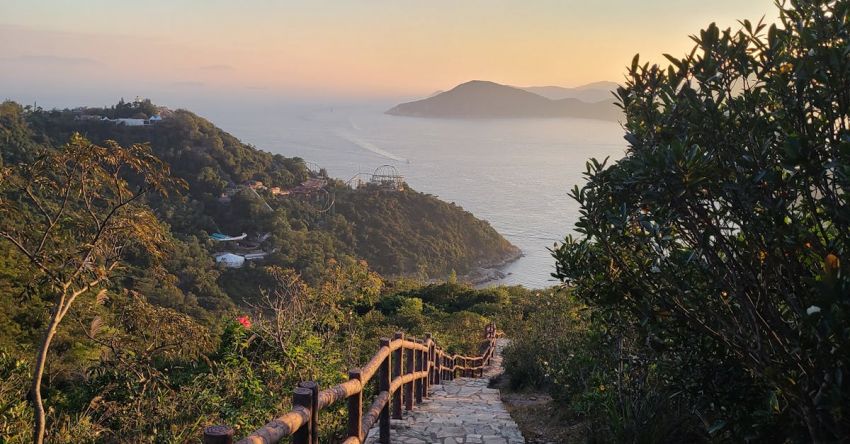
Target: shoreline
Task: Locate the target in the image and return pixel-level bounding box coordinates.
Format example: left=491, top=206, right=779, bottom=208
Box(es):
left=461, top=248, right=524, bottom=287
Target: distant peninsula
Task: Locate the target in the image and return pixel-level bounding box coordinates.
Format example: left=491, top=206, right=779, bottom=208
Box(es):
left=386, top=80, right=622, bottom=121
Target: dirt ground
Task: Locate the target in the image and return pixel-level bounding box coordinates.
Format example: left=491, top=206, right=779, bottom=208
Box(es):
left=490, top=373, right=586, bottom=444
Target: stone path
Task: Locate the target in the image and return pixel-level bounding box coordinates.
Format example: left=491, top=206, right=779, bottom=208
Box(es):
left=365, top=339, right=525, bottom=444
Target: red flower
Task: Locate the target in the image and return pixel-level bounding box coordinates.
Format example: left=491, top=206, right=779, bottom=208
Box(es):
left=237, top=315, right=252, bottom=329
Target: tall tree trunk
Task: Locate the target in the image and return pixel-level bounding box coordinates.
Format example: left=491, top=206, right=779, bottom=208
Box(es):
left=31, top=306, right=62, bottom=444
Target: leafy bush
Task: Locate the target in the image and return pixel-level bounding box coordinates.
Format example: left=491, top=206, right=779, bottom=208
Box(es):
left=551, top=1, right=850, bottom=441
left=503, top=290, right=703, bottom=442
left=0, top=248, right=534, bottom=442
left=0, top=352, right=33, bottom=443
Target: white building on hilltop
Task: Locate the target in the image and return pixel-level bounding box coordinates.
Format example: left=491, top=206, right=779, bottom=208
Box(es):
left=113, top=118, right=148, bottom=126
left=215, top=252, right=245, bottom=268
left=110, top=115, right=163, bottom=126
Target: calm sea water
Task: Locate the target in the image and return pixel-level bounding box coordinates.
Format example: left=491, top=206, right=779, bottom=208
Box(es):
left=203, top=102, right=626, bottom=289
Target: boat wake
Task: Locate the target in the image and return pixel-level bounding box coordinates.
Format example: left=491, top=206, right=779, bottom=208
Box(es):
left=335, top=129, right=407, bottom=163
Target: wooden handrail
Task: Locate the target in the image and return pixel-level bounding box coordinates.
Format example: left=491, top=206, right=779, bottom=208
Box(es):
left=204, top=322, right=498, bottom=444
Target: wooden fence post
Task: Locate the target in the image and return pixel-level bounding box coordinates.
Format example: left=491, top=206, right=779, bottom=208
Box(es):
left=292, top=387, right=313, bottom=444
left=392, top=332, right=403, bottom=420
left=298, top=381, right=319, bottom=444
left=423, top=334, right=430, bottom=394
left=422, top=333, right=434, bottom=399
left=347, top=369, right=363, bottom=441
left=203, top=425, right=234, bottom=444
left=414, top=340, right=423, bottom=404
left=434, top=350, right=441, bottom=385
left=379, top=338, right=391, bottom=444
left=425, top=340, right=430, bottom=398
left=440, top=354, right=445, bottom=382
left=429, top=341, right=435, bottom=390
left=405, top=340, right=414, bottom=411
left=432, top=345, right=437, bottom=378
left=452, top=356, right=460, bottom=380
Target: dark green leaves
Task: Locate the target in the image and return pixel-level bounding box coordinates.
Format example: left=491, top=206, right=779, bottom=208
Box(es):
left=554, top=1, right=850, bottom=440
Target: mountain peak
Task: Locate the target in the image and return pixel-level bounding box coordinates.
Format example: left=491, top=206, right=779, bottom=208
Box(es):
left=387, top=80, right=621, bottom=121
left=454, top=80, right=508, bottom=88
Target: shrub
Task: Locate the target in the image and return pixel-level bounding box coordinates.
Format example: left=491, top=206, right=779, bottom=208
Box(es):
left=553, top=1, right=850, bottom=440
left=503, top=292, right=704, bottom=442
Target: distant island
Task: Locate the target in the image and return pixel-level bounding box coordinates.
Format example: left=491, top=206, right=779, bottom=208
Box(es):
left=386, top=80, right=621, bottom=121
left=520, top=81, right=619, bottom=102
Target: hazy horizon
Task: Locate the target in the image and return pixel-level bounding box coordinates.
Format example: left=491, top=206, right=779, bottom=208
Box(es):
left=3, top=0, right=776, bottom=109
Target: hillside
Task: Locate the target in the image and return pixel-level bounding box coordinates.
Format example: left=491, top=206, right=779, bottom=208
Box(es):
left=333, top=185, right=520, bottom=277
left=0, top=98, right=546, bottom=442
left=1, top=100, right=520, bottom=310
left=386, top=80, right=621, bottom=121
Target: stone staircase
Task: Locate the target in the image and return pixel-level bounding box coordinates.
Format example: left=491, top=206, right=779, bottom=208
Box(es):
left=365, top=340, right=525, bottom=444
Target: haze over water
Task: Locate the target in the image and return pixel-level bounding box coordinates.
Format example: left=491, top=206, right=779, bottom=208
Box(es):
left=203, top=102, right=626, bottom=289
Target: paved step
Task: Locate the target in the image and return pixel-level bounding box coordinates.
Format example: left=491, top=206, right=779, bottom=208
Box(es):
left=365, top=340, right=525, bottom=444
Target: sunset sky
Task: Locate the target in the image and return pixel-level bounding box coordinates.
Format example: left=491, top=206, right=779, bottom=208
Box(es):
left=2, top=0, right=776, bottom=106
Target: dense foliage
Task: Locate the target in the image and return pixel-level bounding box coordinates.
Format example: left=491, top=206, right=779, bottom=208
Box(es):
left=0, top=254, right=540, bottom=443
left=0, top=100, right=533, bottom=442
left=0, top=131, right=181, bottom=443
left=334, top=186, right=518, bottom=277
left=507, top=1, right=850, bottom=442
left=0, top=100, right=520, bottom=319
left=18, top=102, right=517, bottom=283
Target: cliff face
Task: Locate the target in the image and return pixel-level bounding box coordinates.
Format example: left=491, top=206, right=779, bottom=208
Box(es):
left=387, top=80, right=621, bottom=121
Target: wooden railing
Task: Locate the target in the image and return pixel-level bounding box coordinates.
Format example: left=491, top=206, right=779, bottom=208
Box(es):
left=203, top=323, right=498, bottom=444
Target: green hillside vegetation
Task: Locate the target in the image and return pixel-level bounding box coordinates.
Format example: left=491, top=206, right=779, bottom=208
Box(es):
left=0, top=103, right=541, bottom=442
left=505, top=2, right=850, bottom=442
left=0, top=256, right=546, bottom=442
left=333, top=185, right=519, bottom=277
left=7, top=101, right=518, bottom=302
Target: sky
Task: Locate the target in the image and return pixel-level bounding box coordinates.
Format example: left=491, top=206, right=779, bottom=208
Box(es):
left=2, top=0, right=777, bottom=107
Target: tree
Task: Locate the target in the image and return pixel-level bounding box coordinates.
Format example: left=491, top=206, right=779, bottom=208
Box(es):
left=448, top=269, right=458, bottom=285
left=0, top=133, right=181, bottom=443
left=554, top=1, right=849, bottom=440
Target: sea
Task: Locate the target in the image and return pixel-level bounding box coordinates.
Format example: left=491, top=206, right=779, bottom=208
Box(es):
left=201, top=101, right=627, bottom=289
